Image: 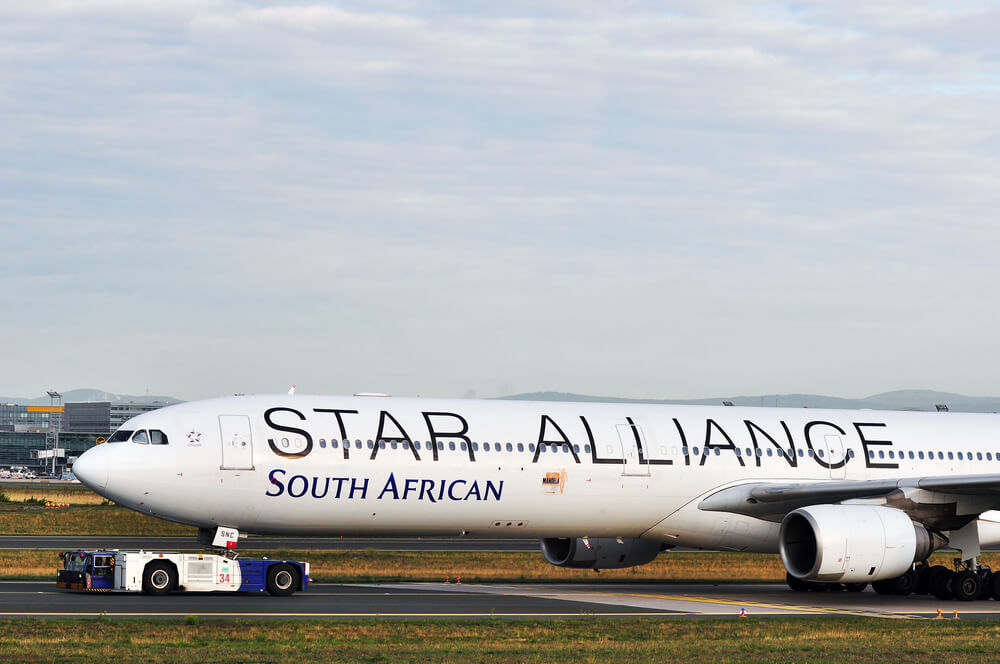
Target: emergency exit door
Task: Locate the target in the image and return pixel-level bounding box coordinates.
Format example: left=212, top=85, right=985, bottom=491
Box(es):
left=219, top=415, right=254, bottom=470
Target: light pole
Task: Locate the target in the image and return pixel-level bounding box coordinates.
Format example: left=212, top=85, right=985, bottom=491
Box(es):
left=46, top=391, right=61, bottom=476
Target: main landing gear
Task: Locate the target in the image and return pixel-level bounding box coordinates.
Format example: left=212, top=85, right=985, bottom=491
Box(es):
left=787, top=559, right=997, bottom=601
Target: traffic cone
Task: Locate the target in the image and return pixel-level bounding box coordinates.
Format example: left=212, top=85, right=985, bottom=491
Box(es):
left=739, top=607, right=747, bottom=617
left=954, top=610, right=960, bottom=620
left=936, top=608, right=943, bottom=619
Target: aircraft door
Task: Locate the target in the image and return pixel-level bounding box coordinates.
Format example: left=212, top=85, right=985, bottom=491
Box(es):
left=616, top=422, right=650, bottom=477
left=219, top=415, right=255, bottom=470
left=824, top=434, right=846, bottom=479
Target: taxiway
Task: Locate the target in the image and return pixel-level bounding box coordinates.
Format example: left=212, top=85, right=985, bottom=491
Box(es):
left=4, top=581, right=1000, bottom=620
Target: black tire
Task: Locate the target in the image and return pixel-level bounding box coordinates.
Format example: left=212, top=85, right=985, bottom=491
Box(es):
left=843, top=583, right=867, bottom=593
left=914, top=564, right=931, bottom=595
left=871, top=579, right=894, bottom=595
left=891, top=570, right=916, bottom=596
left=989, top=572, right=1000, bottom=600
left=786, top=573, right=809, bottom=592
left=929, top=568, right=954, bottom=601
left=142, top=561, right=176, bottom=595
left=266, top=563, right=298, bottom=596
left=953, top=570, right=980, bottom=601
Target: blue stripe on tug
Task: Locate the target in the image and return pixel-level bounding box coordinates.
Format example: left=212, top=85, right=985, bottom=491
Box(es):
left=237, top=559, right=310, bottom=593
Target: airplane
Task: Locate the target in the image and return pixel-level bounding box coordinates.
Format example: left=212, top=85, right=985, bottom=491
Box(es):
left=70, top=392, right=1000, bottom=601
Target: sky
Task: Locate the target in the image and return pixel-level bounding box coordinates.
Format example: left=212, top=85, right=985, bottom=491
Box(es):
left=2, top=1, right=1000, bottom=402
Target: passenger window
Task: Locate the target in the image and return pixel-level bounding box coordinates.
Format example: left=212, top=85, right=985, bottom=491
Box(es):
left=507, top=443, right=514, bottom=452
left=948, top=452, right=954, bottom=460
left=517, top=443, right=524, bottom=452
left=957, top=452, right=964, bottom=460
left=150, top=430, right=168, bottom=445
left=132, top=430, right=149, bottom=444
left=448, top=442, right=456, bottom=451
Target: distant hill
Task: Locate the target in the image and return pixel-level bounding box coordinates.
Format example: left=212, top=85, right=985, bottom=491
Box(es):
left=0, top=389, right=182, bottom=406
left=3, top=387, right=997, bottom=413
left=501, top=390, right=1000, bottom=413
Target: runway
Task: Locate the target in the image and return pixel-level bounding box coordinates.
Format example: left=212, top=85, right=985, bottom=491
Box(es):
left=5, top=581, right=1000, bottom=620
left=0, top=536, right=538, bottom=551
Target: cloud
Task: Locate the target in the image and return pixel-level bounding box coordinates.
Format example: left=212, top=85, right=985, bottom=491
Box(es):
left=2, top=1, right=1000, bottom=399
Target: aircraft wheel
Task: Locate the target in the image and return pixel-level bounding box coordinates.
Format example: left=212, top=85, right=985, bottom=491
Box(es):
left=266, top=563, right=298, bottom=596
left=843, top=583, right=867, bottom=592
left=891, top=570, right=916, bottom=596
left=871, top=580, right=894, bottom=595
left=786, top=573, right=809, bottom=592
left=142, top=561, right=176, bottom=595
left=929, top=568, right=954, bottom=601
left=914, top=564, right=932, bottom=595
left=953, top=570, right=981, bottom=601
left=989, top=572, right=1000, bottom=600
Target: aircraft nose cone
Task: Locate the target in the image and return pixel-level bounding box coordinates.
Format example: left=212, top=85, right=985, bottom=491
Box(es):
left=73, top=445, right=109, bottom=492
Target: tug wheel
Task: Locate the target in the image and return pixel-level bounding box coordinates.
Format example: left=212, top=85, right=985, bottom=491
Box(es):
left=142, top=561, right=177, bottom=595
left=266, top=564, right=298, bottom=596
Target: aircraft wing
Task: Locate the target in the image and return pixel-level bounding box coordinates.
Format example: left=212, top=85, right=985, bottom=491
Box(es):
left=698, top=474, right=1000, bottom=529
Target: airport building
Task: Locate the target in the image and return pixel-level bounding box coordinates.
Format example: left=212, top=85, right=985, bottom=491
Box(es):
left=0, top=399, right=173, bottom=474
left=63, top=401, right=173, bottom=433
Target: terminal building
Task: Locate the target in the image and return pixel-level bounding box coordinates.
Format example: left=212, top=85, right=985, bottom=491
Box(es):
left=0, top=400, right=174, bottom=475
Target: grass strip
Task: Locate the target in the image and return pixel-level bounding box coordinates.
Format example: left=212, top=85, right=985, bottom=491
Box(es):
left=8, top=548, right=1000, bottom=584
left=0, top=505, right=196, bottom=536
left=2, top=617, right=1000, bottom=663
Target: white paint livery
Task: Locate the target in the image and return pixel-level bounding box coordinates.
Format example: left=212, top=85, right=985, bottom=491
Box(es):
left=71, top=394, right=1000, bottom=595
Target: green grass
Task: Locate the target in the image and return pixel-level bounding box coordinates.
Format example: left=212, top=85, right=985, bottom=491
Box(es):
left=1, top=617, right=1000, bottom=663
left=0, top=504, right=196, bottom=536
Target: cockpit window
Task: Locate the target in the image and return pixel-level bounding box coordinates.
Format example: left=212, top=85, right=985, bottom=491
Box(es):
left=150, top=430, right=169, bottom=445
left=107, top=430, right=134, bottom=443
left=132, top=430, right=149, bottom=444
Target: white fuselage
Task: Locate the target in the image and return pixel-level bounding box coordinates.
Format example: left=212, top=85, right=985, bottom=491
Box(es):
left=71, top=395, right=1000, bottom=552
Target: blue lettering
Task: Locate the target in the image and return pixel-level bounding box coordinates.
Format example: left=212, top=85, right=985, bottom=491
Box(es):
left=419, top=479, right=437, bottom=503
left=287, top=475, right=308, bottom=498
left=349, top=477, right=369, bottom=499
left=311, top=477, right=330, bottom=499
left=485, top=480, right=503, bottom=501
left=266, top=469, right=286, bottom=497
left=448, top=479, right=467, bottom=501
left=332, top=477, right=348, bottom=498
left=378, top=473, right=399, bottom=500
left=464, top=481, right=481, bottom=501
left=402, top=478, right=418, bottom=500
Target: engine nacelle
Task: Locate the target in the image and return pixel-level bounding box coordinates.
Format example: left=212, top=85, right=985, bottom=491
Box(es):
left=779, top=505, right=940, bottom=583
left=540, top=537, right=662, bottom=570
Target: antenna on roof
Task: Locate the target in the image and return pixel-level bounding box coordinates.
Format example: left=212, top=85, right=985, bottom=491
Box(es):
left=936, top=404, right=949, bottom=412
left=287, top=384, right=296, bottom=395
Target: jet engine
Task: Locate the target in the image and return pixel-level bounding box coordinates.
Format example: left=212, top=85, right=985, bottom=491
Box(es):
left=540, top=537, right=663, bottom=570
left=779, top=505, right=942, bottom=583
